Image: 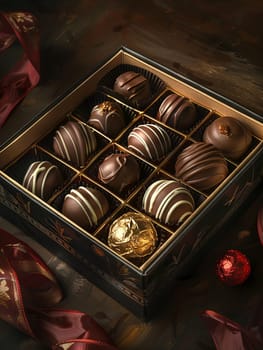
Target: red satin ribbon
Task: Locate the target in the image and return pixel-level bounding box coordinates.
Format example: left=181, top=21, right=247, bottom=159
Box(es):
left=202, top=310, right=263, bottom=350
left=0, top=228, right=117, bottom=350
left=0, top=11, right=40, bottom=128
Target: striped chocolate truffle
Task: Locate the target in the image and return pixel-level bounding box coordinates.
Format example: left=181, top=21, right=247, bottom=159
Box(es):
left=113, top=71, right=151, bottom=108
left=88, top=101, right=125, bottom=138
left=62, top=186, right=109, bottom=229
left=175, top=142, right=229, bottom=191
left=157, top=93, right=197, bottom=131
left=128, top=123, right=171, bottom=162
left=142, top=179, right=195, bottom=226
left=98, top=153, right=140, bottom=192
left=22, top=161, right=63, bottom=201
left=53, top=120, right=96, bottom=168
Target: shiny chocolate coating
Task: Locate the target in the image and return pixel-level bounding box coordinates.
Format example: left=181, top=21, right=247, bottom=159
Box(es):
left=113, top=71, right=151, bottom=108
left=53, top=120, right=97, bottom=168
left=203, top=116, right=252, bottom=160
left=108, top=212, right=158, bottom=259
left=62, top=186, right=109, bottom=229
left=128, top=123, right=171, bottom=162
left=157, top=93, right=197, bottom=131
left=23, top=161, right=63, bottom=201
left=175, top=142, right=228, bottom=191
left=88, top=101, right=125, bottom=138
left=142, top=179, right=195, bottom=226
left=98, top=153, right=140, bottom=192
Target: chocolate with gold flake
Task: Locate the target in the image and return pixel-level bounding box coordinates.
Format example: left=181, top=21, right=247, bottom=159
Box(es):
left=88, top=101, right=125, bottom=138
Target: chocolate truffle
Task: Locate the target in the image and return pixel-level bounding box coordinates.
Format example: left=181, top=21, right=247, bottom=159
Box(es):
left=113, top=71, right=151, bottom=108
left=203, top=116, right=252, bottom=160
left=62, top=186, right=109, bottom=229
left=157, top=93, right=197, bottom=131
left=22, top=161, right=63, bottom=201
left=128, top=123, right=171, bottom=162
left=175, top=142, right=228, bottom=191
left=98, top=153, right=140, bottom=193
left=142, top=179, right=195, bottom=226
left=108, top=212, right=158, bottom=259
left=53, top=120, right=96, bottom=168
left=88, top=101, right=125, bottom=138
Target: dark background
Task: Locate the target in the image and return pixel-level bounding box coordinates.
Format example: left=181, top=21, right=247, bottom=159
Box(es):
left=0, top=1, right=263, bottom=349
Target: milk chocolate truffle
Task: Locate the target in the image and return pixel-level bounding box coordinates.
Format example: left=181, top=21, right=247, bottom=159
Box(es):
left=53, top=120, right=96, bottom=168
left=128, top=123, right=171, bottom=162
left=175, top=142, right=228, bottom=191
left=142, top=179, right=195, bottom=226
left=113, top=71, right=151, bottom=108
left=203, top=116, right=252, bottom=160
left=62, top=186, right=109, bottom=229
left=108, top=212, right=158, bottom=259
left=23, top=161, right=63, bottom=201
left=88, top=101, right=125, bottom=138
left=157, top=93, right=197, bottom=131
left=98, top=153, right=140, bottom=192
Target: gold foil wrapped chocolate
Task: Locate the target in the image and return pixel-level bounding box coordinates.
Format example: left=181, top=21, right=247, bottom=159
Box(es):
left=108, top=212, right=158, bottom=259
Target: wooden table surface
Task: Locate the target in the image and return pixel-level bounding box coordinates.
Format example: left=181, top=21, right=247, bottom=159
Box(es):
left=0, top=1, right=263, bottom=349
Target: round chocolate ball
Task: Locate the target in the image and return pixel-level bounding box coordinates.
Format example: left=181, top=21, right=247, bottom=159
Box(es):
left=175, top=142, right=228, bottom=191
left=108, top=212, right=158, bottom=259
left=157, top=93, right=197, bottom=131
left=142, top=179, right=195, bottom=226
left=203, top=116, right=252, bottom=160
left=88, top=101, right=125, bottom=138
left=128, top=123, right=171, bottom=162
left=22, top=161, right=63, bottom=201
left=113, top=71, right=151, bottom=108
left=62, top=186, right=109, bottom=229
left=53, top=120, right=97, bottom=168
left=98, top=153, right=140, bottom=193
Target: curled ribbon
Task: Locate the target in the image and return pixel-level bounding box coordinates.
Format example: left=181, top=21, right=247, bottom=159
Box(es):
left=202, top=309, right=263, bottom=350
left=0, top=228, right=117, bottom=350
left=0, top=11, right=40, bottom=128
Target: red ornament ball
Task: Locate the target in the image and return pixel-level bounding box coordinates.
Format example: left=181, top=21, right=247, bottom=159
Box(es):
left=216, top=249, right=251, bottom=286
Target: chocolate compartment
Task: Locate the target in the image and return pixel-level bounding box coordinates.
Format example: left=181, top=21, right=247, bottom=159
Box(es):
left=144, top=89, right=210, bottom=135
left=38, top=115, right=109, bottom=169
left=98, top=63, right=166, bottom=110
left=162, top=140, right=236, bottom=195
left=84, top=143, right=155, bottom=200
left=128, top=170, right=205, bottom=232
left=191, top=114, right=261, bottom=164
left=118, top=114, right=185, bottom=166
left=51, top=174, right=122, bottom=234
left=72, top=91, right=140, bottom=140
left=96, top=204, right=172, bottom=268
left=4, top=146, right=75, bottom=203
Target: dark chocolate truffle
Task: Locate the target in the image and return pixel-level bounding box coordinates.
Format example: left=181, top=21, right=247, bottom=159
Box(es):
left=157, top=93, right=197, bottom=131
left=98, top=153, right=140, bottom=192
left=175, top=142, right=228, bottom=191
left=113, top=71, right=151, bottom=108
left=62, top=186, right=109, bottom=229
left=88, top=101, right=125, bottom=138
left=108, top=212, right=158, bottom=259
left=128, top=123, right=171, bottom=162
left=22, top=161, right=63, bottom=201
left=142, top=179, right=195, bottom=226
left=203, top=116, right=252, bottom=160
left=53, top=120, right=96, bottom=168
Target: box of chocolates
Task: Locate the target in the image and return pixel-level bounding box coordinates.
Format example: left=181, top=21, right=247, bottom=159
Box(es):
left=0, top=47, right=262, bottom=319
